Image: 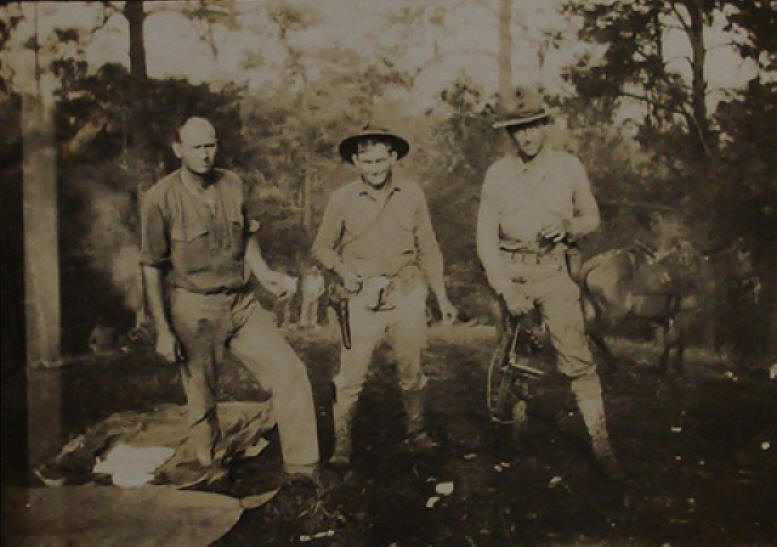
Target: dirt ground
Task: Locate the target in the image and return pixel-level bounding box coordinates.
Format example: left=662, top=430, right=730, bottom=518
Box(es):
left=10, top=326, right=777, bottom=545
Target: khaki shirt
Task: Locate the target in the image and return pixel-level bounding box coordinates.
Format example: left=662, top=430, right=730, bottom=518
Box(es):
left=140, top=168, right=262, bottom=293
left=312, top=177, right=445, bottom=289
left=476, top=148, right=600, bottom=292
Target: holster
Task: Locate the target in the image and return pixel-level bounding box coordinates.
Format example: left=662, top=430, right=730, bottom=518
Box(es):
left=565, top=244, right=582, bottom=283
left=327, top=283, right=352, bottom=349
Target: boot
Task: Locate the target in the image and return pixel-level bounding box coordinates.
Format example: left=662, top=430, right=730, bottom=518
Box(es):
left=188, top=408, right=220, bottom=467
left=402, top=389, right=440, bottom=452
left=328, top=396, right=355, bottom=470
left=572, top=375, right=624, bottom=481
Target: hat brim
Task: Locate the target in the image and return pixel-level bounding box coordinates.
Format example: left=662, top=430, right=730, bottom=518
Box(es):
left=493, top=111, right=551, bottom=129
left=339, top=132, right=410, bottom=164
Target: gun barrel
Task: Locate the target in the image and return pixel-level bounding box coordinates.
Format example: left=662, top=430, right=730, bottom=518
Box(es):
left=509, top=361, right=545, bottom=377
left=337, top=300, right=351, bottom=350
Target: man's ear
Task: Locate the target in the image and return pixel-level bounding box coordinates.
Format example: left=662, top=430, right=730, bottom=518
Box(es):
left=172, top=141, right=183, bottom=159
left=351, top=153, right=359, bottom=165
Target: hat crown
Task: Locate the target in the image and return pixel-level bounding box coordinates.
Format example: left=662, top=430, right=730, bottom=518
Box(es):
left=339, top=122, right=410, bottom=163
left=493, top=86, right=551, bottom=128
left=361, top=121, right=392, bottom=134
left=511, top=86, right=546, bottom=114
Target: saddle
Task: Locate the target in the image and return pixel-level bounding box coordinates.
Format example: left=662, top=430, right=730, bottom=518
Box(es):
left=580, top=242, right=676, bottom=297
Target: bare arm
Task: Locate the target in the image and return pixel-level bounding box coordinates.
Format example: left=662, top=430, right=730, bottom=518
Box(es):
left=142, top=264, right=182, bottom=362
left=245, top=236, right=296, bottom=298
left=139, top=189, right=182, bottom=362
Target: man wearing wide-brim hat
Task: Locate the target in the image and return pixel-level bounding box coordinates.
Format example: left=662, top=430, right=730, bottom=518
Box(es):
left=312, top=122, right=458, bottom=469
left=476, top=87, right=623, bottom=480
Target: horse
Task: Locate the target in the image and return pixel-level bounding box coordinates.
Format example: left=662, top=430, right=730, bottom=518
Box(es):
left=579, top=238, right=708, bottom=375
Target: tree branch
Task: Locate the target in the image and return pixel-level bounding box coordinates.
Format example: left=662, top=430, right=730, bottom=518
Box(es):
left=620, top=90, right=688, bottom=118
left=410, top=48, right=498, bottom=83
left=669, top=2, right=692, bottom=34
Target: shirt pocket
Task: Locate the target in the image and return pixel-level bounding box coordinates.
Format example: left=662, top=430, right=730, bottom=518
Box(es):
left=170, top=220, right=212, bottom=274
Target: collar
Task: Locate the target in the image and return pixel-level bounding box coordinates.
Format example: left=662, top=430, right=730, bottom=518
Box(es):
left=512, top=146, right=550, bottom=174
left=178, top=169, right=221, bottom=205
left=357, top=174, right=403, bottom=201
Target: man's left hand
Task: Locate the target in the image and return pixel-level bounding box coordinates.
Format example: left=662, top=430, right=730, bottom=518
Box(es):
left=264, top=271, right=298, bottom=299
left=539, top=223, right=566, bottom=244
left=437, top=296, right=459, bottom=325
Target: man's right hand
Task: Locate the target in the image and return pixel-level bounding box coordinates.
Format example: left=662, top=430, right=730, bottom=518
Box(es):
left=340, top=268, right=365, bottom=293
left=156, top=328, right=184, bottom=363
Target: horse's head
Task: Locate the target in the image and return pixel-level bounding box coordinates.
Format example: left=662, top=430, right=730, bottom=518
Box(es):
left=656, top=239, right=706, bottom=291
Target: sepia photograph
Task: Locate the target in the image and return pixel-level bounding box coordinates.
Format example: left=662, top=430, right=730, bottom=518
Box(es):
left=1, top=0, right=775, bottom=544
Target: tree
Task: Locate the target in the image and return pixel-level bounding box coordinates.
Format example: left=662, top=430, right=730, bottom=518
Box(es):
left=563, top=0, right=718, bottom=160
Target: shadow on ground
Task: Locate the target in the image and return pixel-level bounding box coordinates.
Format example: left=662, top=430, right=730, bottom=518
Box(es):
left=13, top=328, right=777, bottom=545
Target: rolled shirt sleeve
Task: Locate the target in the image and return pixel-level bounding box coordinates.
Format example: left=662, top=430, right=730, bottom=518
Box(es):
left=140, top=186, right=170, bottom=268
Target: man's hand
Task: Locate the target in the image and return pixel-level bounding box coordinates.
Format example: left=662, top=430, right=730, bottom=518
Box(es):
left=340, top=268, right=365, bottom=293
left=437, top=295, right=459, bottom=325
left=264, top=271, right=298, bottom=299
left=502, top=290, right=534, bottom=316
left=539, top=222, right=566, bottom=244
left=156, top=328, right=183, bottom=363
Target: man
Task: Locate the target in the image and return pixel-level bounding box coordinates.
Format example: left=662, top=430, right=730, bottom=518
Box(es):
left=298, top=264, right=325, bottom=329
left=312, top=124, right=458, bottom=469
left=476, top=88, right=623, bottom=479
left=140, top=117, right=320, bottom=482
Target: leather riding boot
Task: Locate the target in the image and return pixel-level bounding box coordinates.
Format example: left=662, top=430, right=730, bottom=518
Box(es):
left=329, top=397, right=355, bottom=469
left=402, top=389, right=440, bottom=452
left=571, top=375, right=624, bottom=481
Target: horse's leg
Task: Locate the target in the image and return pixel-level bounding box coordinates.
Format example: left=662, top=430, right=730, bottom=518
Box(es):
left=673, top=340, right=686, bottom=375
left=589, top=328, right=618, bottom=374
left=658, top=322, right=672, bottom=376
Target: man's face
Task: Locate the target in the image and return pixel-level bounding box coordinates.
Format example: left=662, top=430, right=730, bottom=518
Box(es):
left=175, top=121, right=217, bottom=176
left=352, top=141, right=396, bottom=188
left=509, top=122, right=546, bottom=159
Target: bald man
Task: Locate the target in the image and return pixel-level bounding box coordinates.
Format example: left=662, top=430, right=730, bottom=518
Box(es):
left=140, top=117, right=320, bottom=482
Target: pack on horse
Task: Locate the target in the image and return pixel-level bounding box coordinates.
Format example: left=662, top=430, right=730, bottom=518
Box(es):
left=577, top=237, right=706, bottom=374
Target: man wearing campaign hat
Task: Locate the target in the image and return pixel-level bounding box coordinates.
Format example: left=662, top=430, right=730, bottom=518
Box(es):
left=477, top=87, right=623, bottom=479
left=312, top=123, right=458, bottom=469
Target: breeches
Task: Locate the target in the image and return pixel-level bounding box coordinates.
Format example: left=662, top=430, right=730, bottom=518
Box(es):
left=333, top=283, right=429, bottom=407
left=501, top=260, right=596, bottom=379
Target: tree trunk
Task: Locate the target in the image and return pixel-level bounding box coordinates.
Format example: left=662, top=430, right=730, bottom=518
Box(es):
left=498, top=0, right=512, bottom=108
left=22, top=96, right=60, bottom=366
left=124, top=0, right=147, bottom=91
left=23, top=86, right=63, bottom=478
left=122, top=0, right=150, bottom=327
left=684, top=0, right=712, bottom=157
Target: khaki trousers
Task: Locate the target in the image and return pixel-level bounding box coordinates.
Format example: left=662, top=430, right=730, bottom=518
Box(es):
left=170, top=288, right=319, bottom=472
left=333, top=283, right=429, bottom=411
left=500, top=252, right=597, bottom=385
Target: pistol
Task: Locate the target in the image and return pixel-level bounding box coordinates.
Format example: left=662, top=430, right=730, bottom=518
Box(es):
left=328, top=285, right=352, bottom=350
